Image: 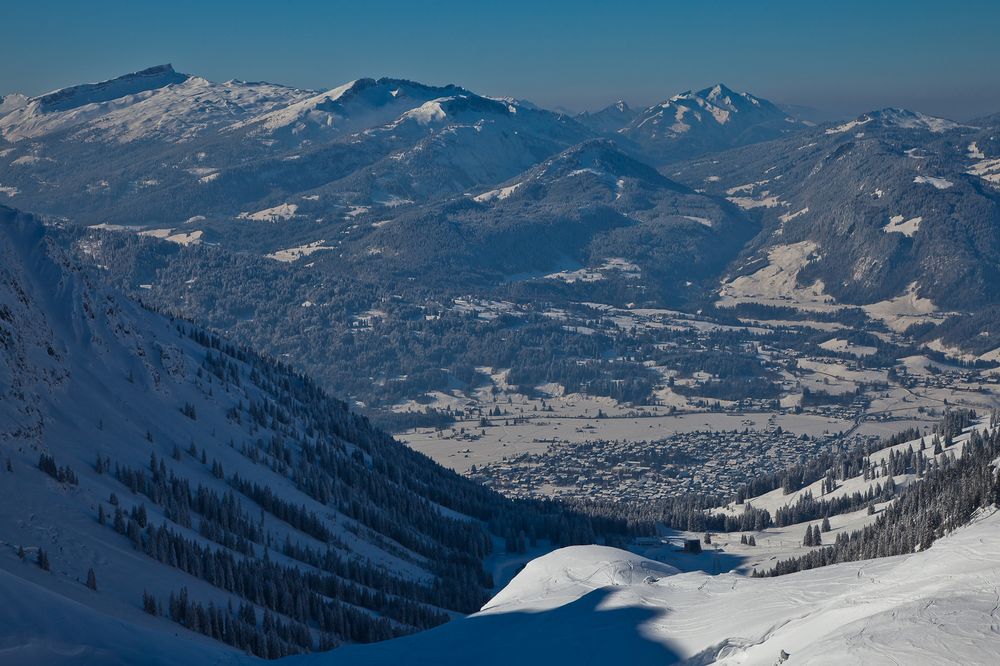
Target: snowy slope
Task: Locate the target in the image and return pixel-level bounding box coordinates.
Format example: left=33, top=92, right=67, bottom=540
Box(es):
left=301, top=93, right=592, bottom=207
left=0, top=67, right=594, bottom=229
left=671, top=103, right=1000, bottom=311
left=297, top=510, right=1000, bottom=665
left=7, top=423, right=1000, bottom=666
left=824, top=108, right=964, bottom=135
left=0, top=64, right=310, bottom=143
left=229, top=78, right=475, bottom=144
left=0, top=568, right=238, bottom=666
left=0, top=205, right=565, bottom=659
left=483, top=545, right=679, bottom=612
left=717, top=417, right=993, bottom=520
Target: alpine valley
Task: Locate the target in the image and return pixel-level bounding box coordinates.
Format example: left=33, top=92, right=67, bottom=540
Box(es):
left=3, top=63, right=1000, bottom=665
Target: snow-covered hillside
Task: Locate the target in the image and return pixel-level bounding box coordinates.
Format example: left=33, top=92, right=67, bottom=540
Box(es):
left=340, top=138, right=756, bottom=299
left=0, top=206, right=617, bottom=660
left=287, top=415, right=1000, bottom=665
left=0, top=66, right=592, bottom=229
left=301, top=92, right=592, bottom=206
left=0, top=64, right=310, bottom=143
left=672, top=102, right=1000, bottom=312
left=0, top=205, right=479, bottom=650
left=229, top=78, right=483, bottom=144
left=296, top=509, right=1000, bottom=665
left=7, top=402, right=1000, bottom=665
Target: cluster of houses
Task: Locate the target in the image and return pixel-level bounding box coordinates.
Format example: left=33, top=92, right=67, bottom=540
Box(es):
left=470, top=427, right=877, bottom=501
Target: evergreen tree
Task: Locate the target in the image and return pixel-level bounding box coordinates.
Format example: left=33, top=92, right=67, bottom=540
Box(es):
left=143, top=590, right=158, bottom=615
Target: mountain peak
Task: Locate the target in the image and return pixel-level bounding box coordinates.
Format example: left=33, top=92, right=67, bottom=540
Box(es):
left=825, top=107, right=964, bottom=134
left=534, top=138, right=673, bottom=186
left=702, top=83, right=737, bottom=100
left=561, top=136, right=622, bottom=156
left=229, top=76, right=486, bottom=139
left=0, top=92, right=29, bottom=115
left=622, top=84, right=801, bottom=164
left=32, top=64, right=189, bottom=113
left=573, top=100, right=639, bottom=134
left=669, top=83, right=766, bottom=112
left=136, top=63, right=176, bottom=76
left=869, top=107, right=963, bottom=132
left=657, top=84, right=764, bottom=124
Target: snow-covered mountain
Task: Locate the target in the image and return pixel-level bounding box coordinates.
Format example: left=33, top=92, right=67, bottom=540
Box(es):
left=298, top=93, right=593, bottom=207
left=670, top=106, right=1000, bottom=313
left=0, top=64, right=311, bottom=144
left=4, top=64, right=1000, bottom=354
left=333, top=138, right=755, bottom=301
left=228, top=77, right=482, bottom=146
left=575, top=100, right=640, bottom=134
left=823, top=108, right=965, bottom=135
left=0, top=66, right=591, bottom=228
left=620, top=84, right=807, bottom=164
left=0, top=205, right=617, bottom=661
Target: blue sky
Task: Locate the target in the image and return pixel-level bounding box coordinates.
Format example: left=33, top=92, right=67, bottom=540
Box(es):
left=4, top=0, right=999, bottom=119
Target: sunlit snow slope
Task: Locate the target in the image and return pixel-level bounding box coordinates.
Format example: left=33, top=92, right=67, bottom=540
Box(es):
left=306, top=511, right=1000, bottom=665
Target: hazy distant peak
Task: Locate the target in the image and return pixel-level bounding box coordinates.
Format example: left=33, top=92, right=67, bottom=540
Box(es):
left=605, top=99, right=631, bottom=113
left=825, top=107, right=967, bottom=134
left=665, top=83, right=775, bottom=117
left=574, top=99, right=639, bottom=134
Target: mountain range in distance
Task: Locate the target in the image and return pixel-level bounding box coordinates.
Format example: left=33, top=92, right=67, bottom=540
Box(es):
left=4, top=60, right=1000, bottom=665
left=3, top=62, right=1000, bottom=414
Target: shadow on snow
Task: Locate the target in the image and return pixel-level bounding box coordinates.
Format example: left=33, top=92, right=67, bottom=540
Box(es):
left=305, top=586, right=683, bottom=666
